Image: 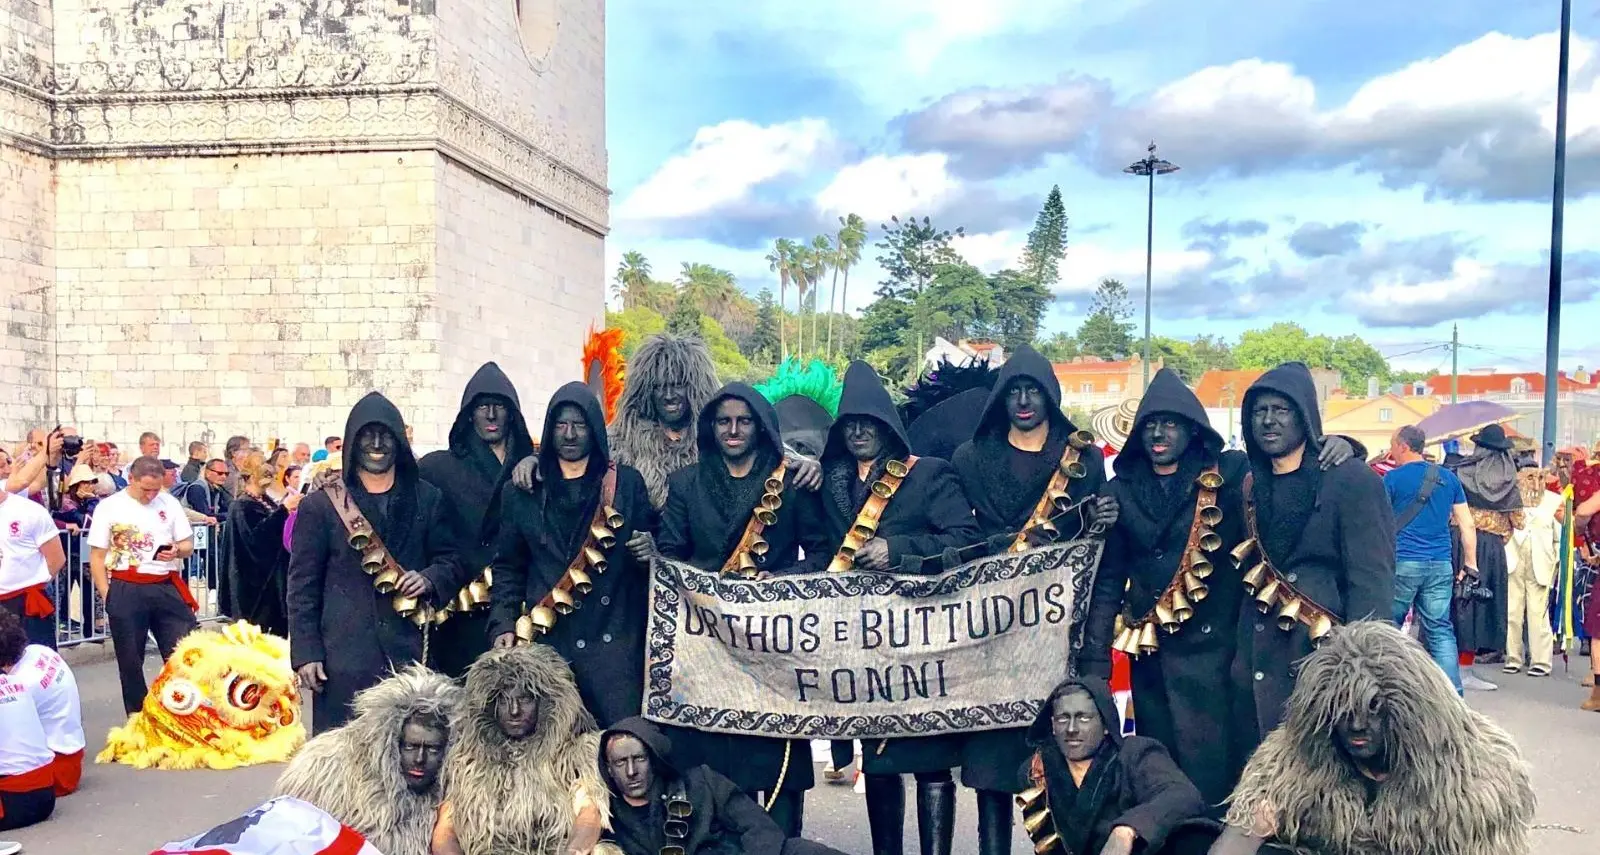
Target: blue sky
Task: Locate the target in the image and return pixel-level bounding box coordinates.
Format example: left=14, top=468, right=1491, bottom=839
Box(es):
left=603, top=1, right=1598, bottom=376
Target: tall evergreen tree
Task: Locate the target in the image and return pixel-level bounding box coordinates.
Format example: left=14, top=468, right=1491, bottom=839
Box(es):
left=750, top=289, right=780, bottom=361
left=1018, top=185, right=1070, bottom=289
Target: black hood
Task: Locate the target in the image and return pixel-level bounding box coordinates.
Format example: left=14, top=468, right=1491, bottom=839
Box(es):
left=1113, top=368, right=1223, bottom=477
left=447, top=362, right=535, bottom=462
left=696, top=382, right=784, bottom=461
left=342, top=391, right=418, bottom=490
left=599, top=716, right=679, bottom=792
left=775, top=396, right=833, bottom=459
left=824, top=361, right=911, bottom=462
left=539, top=381, right=611, bottom=476
left=974, top=345, right=1071, bottom=440
left=1027, top=676, right=1123, bottom=751
left=1242, top=362, right=1324, bottom=468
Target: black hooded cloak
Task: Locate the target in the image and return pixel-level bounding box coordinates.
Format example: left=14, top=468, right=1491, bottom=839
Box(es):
left=1080, top=368, right=1248, bottom=809
left=487, top=381, right=657, bottom=728
left=1229, top=363, right=1395, bottom=762
left=419, top=362, right=537, bottom=677
left=821, top=362, right=981, bottom=777
left=287, top=392, right=468, bottom=734
left=950, top=346, right=1108, bottom=794
left=1023, top=677, right=1208, bottom=855
left=223, top=492, right=291, bottom=637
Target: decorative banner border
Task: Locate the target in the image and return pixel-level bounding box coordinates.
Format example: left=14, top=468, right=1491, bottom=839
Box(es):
left=643, top=540, right=1103, bottom=739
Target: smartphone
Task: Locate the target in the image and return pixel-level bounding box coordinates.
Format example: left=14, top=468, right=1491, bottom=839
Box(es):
left=153, top=543, right=173, bottom=559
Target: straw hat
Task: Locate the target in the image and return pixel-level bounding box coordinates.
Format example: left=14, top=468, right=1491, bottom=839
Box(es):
left=65, top=463, right=97, bottom=489
left=1090, top=398, right=1141, bottom=451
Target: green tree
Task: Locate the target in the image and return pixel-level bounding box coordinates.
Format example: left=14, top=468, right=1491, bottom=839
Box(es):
left=750, top=289, right=780, bottom=362
left=803, top=235, right=833, bottom=359
left=990, top=269, right=1054, bottom=350
left=1234, top=322, right=1392, bottom=391
left=766, top=237, right=801, bottom=359
left=1075, top=278, right=1135, bottom=359
left=1019, top=185, right=1069, bottom=289
left=1036, top=331, right=1080, bottom=362
left=875, top=215, right=966, bottom=373
left=699, top=315, right=751, bottom=381
left=667, top=300, right=703, bottom=337
left=828, top=214, right=868, bottom=358
left=675, top=262, right=738, bottom=311
left=606, top=306, right=667, bottom=359
left=612, top=251, right=653, bottom=310
left=911, top=262, right=996, bottom=347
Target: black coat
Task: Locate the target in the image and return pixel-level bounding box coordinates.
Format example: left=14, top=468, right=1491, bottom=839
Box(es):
left=1023, top=678, right=1206, bottom=855
left=224, top=494, right=291, bottom=638
left=822, top=362, right=982, bottom=775
left=287, top=392, right=468, bottom=734
left=952, top=346, right=1108, bottom=792
left=418, top=361, right=537, bottom=677
left=1229, top=364, right=1395, bottom=765
left=1082, top=368, right=1249, bottom=808
left=488, top=381, right=659, bottom=729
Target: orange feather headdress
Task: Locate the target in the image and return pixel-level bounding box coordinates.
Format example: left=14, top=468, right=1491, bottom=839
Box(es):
left=582, top=326, right=627, bottom=424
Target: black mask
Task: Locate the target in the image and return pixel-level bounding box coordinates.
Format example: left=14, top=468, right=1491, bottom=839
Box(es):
left=604, top=734, right=655, bottom=802
left=1004, top=378, right=1049, bottom=432
left=494, top=688, right=541, bottom=740
left=654, top=384, right=690, bottom=430
left=1051, top=689, right=1106, bottom=762
left=1249, top=392, right=1307, bottom=460
left=1140, top=413, right=1193, bottom=468
left=551, top=403, right=593, bottom=465
left=1333, top=686, right=1390, bottom=773
left=714, top=398, right=758, bottom=465
left=398, top=715, right=447, bottom=794
left=356, top=425, right=398, bottom=476
left=842, top=417, right=885, bottom=463
left=472, top=395, right=511, bottom=445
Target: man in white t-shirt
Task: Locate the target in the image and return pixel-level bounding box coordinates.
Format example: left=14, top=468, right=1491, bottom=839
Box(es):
left=0, top=609, right=57, bottom=835
left=87, top=456, right=198, bottom=715
left=13, top=643, right=83, bottom=797
left=0, top=488, right=67, bottom=649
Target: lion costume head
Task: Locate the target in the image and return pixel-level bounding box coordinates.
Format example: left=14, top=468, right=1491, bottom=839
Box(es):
left=97, top=622, right=305, bottom=770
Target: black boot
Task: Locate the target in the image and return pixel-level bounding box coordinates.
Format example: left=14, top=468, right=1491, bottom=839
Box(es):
left=766, top=789, right=805, bottom=838
left=975, top=789, right=1014, bottom=855
left=864, top=774, right=906, bottom=855
left=916, top=779, right=956, bottom=855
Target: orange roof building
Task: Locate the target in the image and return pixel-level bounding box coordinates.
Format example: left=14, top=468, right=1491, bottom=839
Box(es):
left=1193, top=369, right=1263, bottom=408
left=1419, top=372, right=1587, bottom=397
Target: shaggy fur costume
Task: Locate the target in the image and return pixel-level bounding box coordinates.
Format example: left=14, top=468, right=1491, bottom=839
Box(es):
left=273, top=666, right=460, bottom=855
left=442, top=645, right=618, bottom=855
left=609, top=334, right=720, bottom=508
left=97, top=622, right=304, bottom=770
left=1224, top=620, right=1535, bottom=855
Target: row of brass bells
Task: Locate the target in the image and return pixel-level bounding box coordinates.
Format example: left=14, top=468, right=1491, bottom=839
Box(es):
left=1155, top=588, right=1195, bottom=633
left=1015, top=786, right=1059, bottom=855
left=516, top=604, right=559, bottom=643
left=1112, top=621, right=1160, bottom=656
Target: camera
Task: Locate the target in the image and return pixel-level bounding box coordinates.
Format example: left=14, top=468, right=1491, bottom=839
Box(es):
left=1454, top=576, right=1494, bottom=602
left=61, top=435, right=83, bottom=457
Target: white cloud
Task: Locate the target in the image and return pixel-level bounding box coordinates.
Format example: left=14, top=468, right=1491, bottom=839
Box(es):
left=954, top=229, right=1218, bottom=298
left=814, top=153, right=964, bottom=222
left=617, top=119, right=835, bottom=221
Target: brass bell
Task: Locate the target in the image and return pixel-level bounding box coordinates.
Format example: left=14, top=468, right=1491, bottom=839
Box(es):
left=393, top=594, right=419, bottom=616
left=1309, top=613, right=1335, bottom=645
left=1196, top=470, right=1224, bottom=490
left=347, top=528, right=371, bottom=551
left=1182, top=572, right=1209, bottom=602
left=871, top=479, right=895, bottom=498
left=1254, top=579, right=1281, bottom=613
left=569, top=566, right=594, bottom=595
left=454, top=588, right=475, bottom=614
left=1275, top=596, right=1302, bottom=632
left=1196, top=527, right=1222, bottom=552
left=1015, top=785, right=1046, bottom=810
left=764, top=475, right=785, bottom=493
left=481, top=568, right=493, bottom=587
left=755, top=506, right=778, bottom=525
left=749, top=536, right=770, bottom=557
left=514, top=613, right=538, bottom=643
left=1241, top=563, right=1268, bottom=594
left=584, top=546, right=608, bottom=574
left=1170, top=588, right=1193, bottom=623
left=1067, top=429, right=1094, bottom=450
left=1047, top=488, right=1071, bottom=511
left=1188, top=549, right=1213, bottom=579
left=735, top=552, right=759, bottom=578
left=1035, top=520, right=1060, bottom=542
left=837, top=540, right=859, bottom=559
left=761, top=492, right=783, bottom=511
left=1022, top=808, right=1052, bottom=835
left=603, top=505, right=624, bottom=529
left=468, top=578, right=491, bottom=603
left=431, top=607, right=451, bottom=626
left=1155, top=601, right=1180, bottom=634
left=1063, top=459, right=1087, bottom=479
left=884, top=458, right=909, bottom=478
left=1033, top=831, right=1062, bottom=854
left=373, top=567, right=401, bottom=594
left=1111, top=625, right=1137, bottom=654
left=361, top=549, right=386, bottom=574
left=550, top=586, right=579, bottom=615
left=529, top=605, right=558, bottom=633
left=850, top=521, right=877, bottom=541
left=1137, top=622, right=1159, bottom=655
left=409, top=605, right=436, bottom=628
left=1198, top=504, right=1223, bottom=526
left=590, top=524, right=617, bottom=550
left=1230, top=538, right=1258, bottom=568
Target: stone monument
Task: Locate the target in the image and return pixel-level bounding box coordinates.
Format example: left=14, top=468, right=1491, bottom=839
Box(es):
left=0, top=0, right=607, bottom=451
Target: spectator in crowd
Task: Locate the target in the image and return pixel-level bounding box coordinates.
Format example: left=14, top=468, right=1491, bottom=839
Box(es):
left=104, top=444, right=127, bottom=491
left=0, top=449, right=10, bottom=482
left=88, top=456, right=198, bottom=715
left=1383, top=425, right=1472, bottom=695
left=6, top=429, right=63, bottom=506
left=180, top=442, right=208, bottom=484
left=283, top=465, right=303, bottom=496
left=0, top=480, right=68, bottom=649
left=1448, top=425, right=1523, bottom=691
left=223, top=435, right=251, bottom=498
left=1504, top=461, right=1561, bottom=678
left=162, top=461, right=212, bottom=526
left=0, top=608, right=57, bottom=837
left=53, top=466, right=101, bottom=533
left=224, top=451, right=296, bottom=637
left=312, top=435, right=341, bottom=464
left=139, top=432, right=161, bottom=460
left=8, top=618, right=83, bottom=797
left=292, top=443, right=312, bottom=467
left=180, top=459, right=231, bottom=524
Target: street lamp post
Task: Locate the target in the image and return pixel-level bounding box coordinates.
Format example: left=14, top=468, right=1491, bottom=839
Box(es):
left=1124, top=142, right=1180, bottom=389
left=1541, top=0, right=1571, bottom=464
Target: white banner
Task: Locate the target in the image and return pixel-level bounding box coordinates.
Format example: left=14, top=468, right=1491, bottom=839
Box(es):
left=643, top=540, right=1102, bottom=739
left=150, top=797, right=384, bottom=855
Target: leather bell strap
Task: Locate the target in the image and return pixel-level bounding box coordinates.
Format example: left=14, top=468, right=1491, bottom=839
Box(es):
left=826, top=456, right=919, bottom=574
left=1111, top=466, right=1222, bottom=658
left=325, top=481, right=443, bottom=628
left=515, top=466, right=620, bottom=644
left=719, top=460, right=790, bottom=578
left=1009, top=436, right=1092, bottom=552
left=1238, top=471, right=1338, bottom=644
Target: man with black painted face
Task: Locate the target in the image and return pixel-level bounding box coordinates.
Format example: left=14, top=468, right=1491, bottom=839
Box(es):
left=1082, top=369, right=1353, bottom=811
left=287, top=392, right=467, bottom=733
left=1226, top=363, right=1394, bottom=773
left=420, top=363, right=537, bottom=677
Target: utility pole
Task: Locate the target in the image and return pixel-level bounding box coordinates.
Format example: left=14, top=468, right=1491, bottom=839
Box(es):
left=1124, top=143, right=1180, bottom=389
left=1542, top=0, right=1571, bottom=464
left=1451, top=324, right=1459, bottom=404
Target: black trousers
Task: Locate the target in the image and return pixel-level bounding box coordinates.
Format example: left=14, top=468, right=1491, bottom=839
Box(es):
left=765, top=789, right=805, bottom=838
left=0, top=594, right=56, bottom=649
left=107, top=579, right=198, bottom=714
left=0, top=784, right=55, bottom=831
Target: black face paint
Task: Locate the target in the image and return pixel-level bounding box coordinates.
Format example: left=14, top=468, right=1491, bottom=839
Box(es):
left=398, top=716, right=448, bottom=794
left=551, top=403, right=593, bottom=465
left=494, top=687, right=541, bottom=740
left=1004, top=378, right=1049, bottom=432
left=1141, top=413, right=1193, bottom=468
left=356, top=425, right=398, bottom=476
left=713, top=397, right=758, bottom=464
left=605, top=734, right=655, bottom=802
left=1334, top=687, right=1389, bottom=772
left=1249, top=392, right=1307, bottom=459
left=842, top=417, right=884, bottom=463
left=472, top=395, right=510, bottom=445
left=654, top=384, right=690, bottom=430
left=1051, top=689, right=1106, bottom=763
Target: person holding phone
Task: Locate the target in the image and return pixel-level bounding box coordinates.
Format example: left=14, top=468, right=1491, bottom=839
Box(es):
left=87, top=456, right=198, bottom=715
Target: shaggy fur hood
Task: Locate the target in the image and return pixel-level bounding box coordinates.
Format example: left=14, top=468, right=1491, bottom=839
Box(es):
left=609, top=334, right=721, bottom=509
left=443, top=645, right=611, bottom=855
left=1225, top=621, right=1535, bottom=855
left=274, top=666, right=461, bottom=855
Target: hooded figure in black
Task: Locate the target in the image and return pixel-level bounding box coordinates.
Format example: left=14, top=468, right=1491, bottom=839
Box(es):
left=419, top=362, right=537, bottom=677
left=647, top=382, right=830, bottom=837
left=950, top=345, right=1118, bottom=855
left=599, top=717, right=848, bottom=855
left=487, top=381, right=658, bottom=728
left=820, top=361, right=982, bottom=855
left=1020, top=677, right=1211, bottom=855
left=1229, top=363, right=1394, bottom=768
left=287, top=392, right=468, bottom=734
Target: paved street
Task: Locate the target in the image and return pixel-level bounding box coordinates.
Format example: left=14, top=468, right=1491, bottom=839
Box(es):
left=10, top=646, right=1598, bottom=855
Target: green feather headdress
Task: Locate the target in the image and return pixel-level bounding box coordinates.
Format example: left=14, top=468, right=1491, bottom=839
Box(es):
left=754, top=358, right=842, bottom=417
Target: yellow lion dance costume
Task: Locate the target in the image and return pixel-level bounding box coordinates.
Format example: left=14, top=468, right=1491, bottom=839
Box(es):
left=97, top=622, right=305, bottom=770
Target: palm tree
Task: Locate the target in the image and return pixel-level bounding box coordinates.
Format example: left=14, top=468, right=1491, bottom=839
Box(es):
left=613, top=251, right=652, bottom=310
left=677, top=262, right=739, bottom=314
left=831, top=214, right=867, bottom=357
left=766, top=238, right=799, bottom=358
left=808, top=235, right=832, bottom=359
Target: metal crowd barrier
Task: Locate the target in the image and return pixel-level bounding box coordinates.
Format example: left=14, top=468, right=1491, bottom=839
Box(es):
left=53, top=523, right=228, bottom=648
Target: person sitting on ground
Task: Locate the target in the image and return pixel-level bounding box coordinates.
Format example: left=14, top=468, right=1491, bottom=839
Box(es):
left=599, top=716, right=848, bottom=855
left=0, top=608, right=58, bottom=837
left=8, top=628, right=83, bottom=797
